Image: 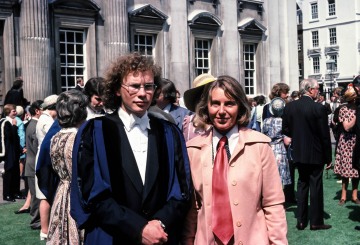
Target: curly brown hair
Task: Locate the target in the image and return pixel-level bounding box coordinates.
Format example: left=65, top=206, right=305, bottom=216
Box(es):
left=195, top=75, right=251, bottom=129
left=103, top=52, right=162, bottom=110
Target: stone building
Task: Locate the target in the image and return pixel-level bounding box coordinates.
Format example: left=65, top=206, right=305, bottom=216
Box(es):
left=0, top=0, right=298, bottom=106
left=301, top=0, right=360, bottom=93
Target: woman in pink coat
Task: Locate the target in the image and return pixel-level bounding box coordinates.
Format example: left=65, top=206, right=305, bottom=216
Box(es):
left=182, top=76, right=288, bottom=245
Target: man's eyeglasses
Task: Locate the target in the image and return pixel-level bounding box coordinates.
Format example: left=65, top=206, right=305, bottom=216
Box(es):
left=121, top=83, right=157, bottom=95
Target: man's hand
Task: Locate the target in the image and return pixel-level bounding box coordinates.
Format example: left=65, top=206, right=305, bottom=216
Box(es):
left=325, top=162, right=332, bottom=170
left=283, top=136, right=292, bottom=146
left=141, top=220, right=168, bottom=245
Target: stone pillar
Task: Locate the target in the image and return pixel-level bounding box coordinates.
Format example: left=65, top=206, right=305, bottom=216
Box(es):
left=221, top=0, right=240, bottom=81
left=20, top=0, right=52, bottom=102
left=169, top=1, right=189, bottom=92
left=267, top=0, right=281, bottom=88
left=103, top=0, right=129, bottom=66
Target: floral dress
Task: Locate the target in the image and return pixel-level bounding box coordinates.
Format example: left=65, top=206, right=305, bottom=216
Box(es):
left=262, top=117, right=291, bottom=185
left=47, top=128, right=83, bottom=245
left=333, top=105, right=358, bottom=178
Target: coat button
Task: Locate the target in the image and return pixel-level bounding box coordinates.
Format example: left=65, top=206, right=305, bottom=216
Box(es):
left=236, top=221, right=242, bottom=227
left=233, top=200, right=239, bottom=206
left=232, top=180, right=237, bottom=186
left=238, top=241, right=243, bottom=245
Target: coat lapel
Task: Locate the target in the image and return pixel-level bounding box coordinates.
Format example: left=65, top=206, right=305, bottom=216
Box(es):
left=107, top=113, right=143, bottom=196
left=142, top=124, right=159, bottom=201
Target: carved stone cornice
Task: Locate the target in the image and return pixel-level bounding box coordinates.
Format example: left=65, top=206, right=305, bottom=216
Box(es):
left=129, top=4, right=168, bottom=25
left=324, top=45, right=339, bottom=56
left=307, top=48, right=321, bottom=57
left=237, top=0, right=263, bottom=14
left=308, top=74, right=322, bottom=80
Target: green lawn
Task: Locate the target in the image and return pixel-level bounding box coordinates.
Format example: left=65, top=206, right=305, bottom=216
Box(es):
left=286, top=169, right=360, bottom=245
left=0, top=170, right=360, bottom=244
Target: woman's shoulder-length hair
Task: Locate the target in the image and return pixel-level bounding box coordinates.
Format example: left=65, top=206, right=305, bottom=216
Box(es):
left=195, top=75, right=251, bottom=129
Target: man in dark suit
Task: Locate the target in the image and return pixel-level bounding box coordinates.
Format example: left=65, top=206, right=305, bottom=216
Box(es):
left=282, top=78, right=332, bottom=231
left=23, top=100, right=43, bottom=229
left=71, top=53, right=191, bottom=245
left=155, top=78, right=193, bottom=131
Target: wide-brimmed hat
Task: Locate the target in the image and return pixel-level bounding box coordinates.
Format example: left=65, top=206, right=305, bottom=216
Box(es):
left=269, top=97, right=286, bottom=117
left=41, top=94, right=58, bottom=110
left=183, top=73, right=216, bottom=112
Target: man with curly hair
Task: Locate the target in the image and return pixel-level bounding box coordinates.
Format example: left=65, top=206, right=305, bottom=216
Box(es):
left=71, top=53, right=191, bottom=245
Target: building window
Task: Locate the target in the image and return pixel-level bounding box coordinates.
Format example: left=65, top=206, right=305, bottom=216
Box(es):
left=297, top=9, right=303, bottom=25
left=299, top=63, right=302, bottom=78
left=195, top=39, right=211, bottom=76
left=298, top=38, right=302, bottom=51
left=59, top=29, right=85, bottom=91
left=328, top=0, right=336, bottom=16
left=313, top=56, right=320, bottom=74
left=312, top=31, right=319, bottom=48
left=311, top=2, right=318, bottom=19
left=133, top=34, right=155, bottom=57
left=329, top=28, right=337, bottom=45
left=243, top=44, right=256, bottom=95
left=330, top=55, right=337, bottom=72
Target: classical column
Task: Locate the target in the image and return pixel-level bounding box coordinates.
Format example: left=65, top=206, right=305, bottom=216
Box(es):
left=103, top=0, right=129, bottom=65
left=169, top=1, right=190, bottom=93
left=221, top=0, right=240, bottom=81
left=20, top=0, right=51, bottom=102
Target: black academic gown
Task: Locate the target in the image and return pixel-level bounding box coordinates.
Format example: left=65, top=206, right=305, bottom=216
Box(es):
left=71, top=113, right=191, bottom=245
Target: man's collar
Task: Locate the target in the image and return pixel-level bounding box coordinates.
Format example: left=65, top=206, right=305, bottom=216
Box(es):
left=118, top=108, right=150, bottom=131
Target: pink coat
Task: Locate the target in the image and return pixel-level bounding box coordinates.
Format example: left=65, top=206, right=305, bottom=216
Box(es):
left=182, top=127, right=288, bottom=245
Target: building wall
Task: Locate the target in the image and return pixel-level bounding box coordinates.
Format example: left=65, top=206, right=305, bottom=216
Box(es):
left=302, top=0, right=360, bottom=90
left=0, top=0, right=298, bottom=106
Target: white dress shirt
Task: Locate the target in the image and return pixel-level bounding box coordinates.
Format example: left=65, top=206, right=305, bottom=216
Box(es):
left=118, top=108, right=150, bottom=184
left=212, top=125, right=239, bottom=161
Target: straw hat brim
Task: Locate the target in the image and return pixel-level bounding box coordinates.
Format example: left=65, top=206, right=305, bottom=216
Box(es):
left=184, top=84, right=209, bottom=112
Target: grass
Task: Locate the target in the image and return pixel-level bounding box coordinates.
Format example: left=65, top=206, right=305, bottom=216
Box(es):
left=286, top=169, right=360, bottom=245
left=0, top=201, right=43, bottom=245
left=0, top=171, right=359, bottom=244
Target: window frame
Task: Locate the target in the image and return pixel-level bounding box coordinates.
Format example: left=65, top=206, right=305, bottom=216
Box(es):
left=59, top=28, right=86, bottom=91
left=329, top=28, right=337, bottom=45
left=310, top=2, right=318, bottom=20
left=243, top=43, right=257, bottom=96
left=132, top=33, right=156, bottom=58
left=328, top=0, right=336, bottom=16
left=312, top=31, right=319, bottom=48
left=313, top=56, right=320, bottom=74
left=194, top=39, right=212, bottom=76
left=330, top=55, right=338, bottom=72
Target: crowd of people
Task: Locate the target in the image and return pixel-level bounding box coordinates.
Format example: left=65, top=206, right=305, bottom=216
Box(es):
left=1, top=52, right=360, bottom=244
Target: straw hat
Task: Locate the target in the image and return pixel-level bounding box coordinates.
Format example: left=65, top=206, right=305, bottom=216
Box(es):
left=183, top=73, right=216, bottom=112
left=41, top=94, right=58, bottom=110
left=269, top=97, right=286, bottom=117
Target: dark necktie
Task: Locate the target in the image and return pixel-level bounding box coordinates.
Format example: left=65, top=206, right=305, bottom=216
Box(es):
left=212, top=136, right=233, bottom=244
